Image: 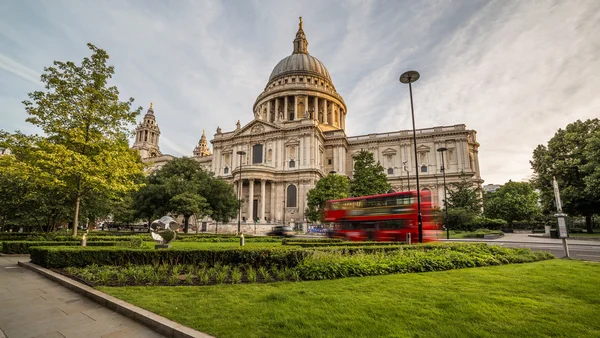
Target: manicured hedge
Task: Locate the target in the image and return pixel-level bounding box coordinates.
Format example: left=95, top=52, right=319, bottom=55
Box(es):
left=29, top=246, right=314, bottom=269
left=176, top=236, right=281, bottom=243
left=28, top=242, right=516, bottom=269
left=1, top=241, right=117, bottom=254
left=30, top=244, right=428, bottom=269
left=284, top=241, right=409, bottom=248
left=282, top=238, right=344, bottom=245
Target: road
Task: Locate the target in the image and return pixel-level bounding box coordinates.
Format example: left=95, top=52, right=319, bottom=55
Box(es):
left=488, top=241, right=600, bottom=261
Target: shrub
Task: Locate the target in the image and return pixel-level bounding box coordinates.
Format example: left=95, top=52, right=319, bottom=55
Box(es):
left=445, top=208, right=478, bottom=231
left=466, top=217, right=508, bottom=230
left=29, top=246, right=316, bottom=269
left=1, top=241, right=117, bottom=254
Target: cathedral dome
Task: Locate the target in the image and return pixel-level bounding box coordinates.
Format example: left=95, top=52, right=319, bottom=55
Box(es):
left=267, top=17, right=332, bottom=85
left=268, top=53, right=332, bottom=83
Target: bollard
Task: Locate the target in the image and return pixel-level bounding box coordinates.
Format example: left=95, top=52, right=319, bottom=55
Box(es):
left=407, top=233, right=411, bottom=245
left=240, top=233, right=245, bottom=247
left=81, top=234, right=87, bottom=247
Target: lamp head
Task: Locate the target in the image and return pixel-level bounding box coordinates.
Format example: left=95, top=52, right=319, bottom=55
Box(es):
left=399, top=71, right=420, bottom=84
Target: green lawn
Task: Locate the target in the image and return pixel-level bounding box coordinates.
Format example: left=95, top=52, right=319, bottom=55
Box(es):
left=449, top=229, right=503, bottom=239
left=99, top=259, right=600, bottom=338
left=570, top=233, right=600, bottom=239
left=142, top=241, right=283, bottom=249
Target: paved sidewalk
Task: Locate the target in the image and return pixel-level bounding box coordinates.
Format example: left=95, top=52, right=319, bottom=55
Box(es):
left=442, top=233, right=600, bottom=246
left=0, top=256, right=164, bottom=338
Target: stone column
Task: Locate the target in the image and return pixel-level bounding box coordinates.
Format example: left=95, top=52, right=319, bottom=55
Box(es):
left=248, top=179, right=254, bottom=222
left=314, top=96, right=319, bottom=122
left=284, top=96, right=288, bottom=121
left=324, top=100, right=328, bottom=124
left=274, top=99, right=279, bottom=123
left=260, top=179, right=266, bottom=222
left=267, top=100, right=272, bottom=121
left=294, top=96, right=298, bottom=120
left=305, top=95, right=309, bottom=119
left=270, top=181, right=275, bottom=223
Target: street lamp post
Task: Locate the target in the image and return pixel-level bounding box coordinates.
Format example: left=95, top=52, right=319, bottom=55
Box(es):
left=437, top=147, right=449, bottom=240
left=400, top=70, right=423, bottom=243
left=403, top=160, right=410, bottom=191
left=236, top=151, right=246, bottom=235
left=329, top=170, right=337, bottom=231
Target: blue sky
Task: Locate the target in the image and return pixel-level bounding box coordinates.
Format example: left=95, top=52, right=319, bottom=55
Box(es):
left=1, top=0, right=599, bottom=185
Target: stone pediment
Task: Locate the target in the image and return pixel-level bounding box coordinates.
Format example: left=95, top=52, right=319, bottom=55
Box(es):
left=417, top=145, right=430, bottom=152
left=382, top=148, right=397, bottom=155
left=234, top=120, right=281, bottom=137
left=285, top=138, right=300, bottom=146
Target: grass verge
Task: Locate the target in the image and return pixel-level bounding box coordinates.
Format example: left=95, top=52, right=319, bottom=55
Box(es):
left=98, top=260, right=600, bottom=338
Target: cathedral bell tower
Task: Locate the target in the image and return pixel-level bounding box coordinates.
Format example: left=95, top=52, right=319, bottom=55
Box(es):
left=132, top=103, right=162, bottom=159
left=193, top=130, right=212, bottom=157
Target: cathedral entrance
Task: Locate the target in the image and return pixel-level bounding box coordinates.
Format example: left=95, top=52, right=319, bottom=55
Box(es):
left=253, top=199, right=259, bottom=222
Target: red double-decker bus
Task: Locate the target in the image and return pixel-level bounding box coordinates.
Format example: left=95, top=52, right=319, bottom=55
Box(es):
left=323, top=190, right=439, bottom=242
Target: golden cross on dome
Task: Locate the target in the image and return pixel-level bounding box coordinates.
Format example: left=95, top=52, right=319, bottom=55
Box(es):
left=150, top=102, right=153, bottom=109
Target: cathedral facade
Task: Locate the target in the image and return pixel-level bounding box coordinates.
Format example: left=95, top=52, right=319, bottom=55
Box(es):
left=133, top=19, right=483, bottom=229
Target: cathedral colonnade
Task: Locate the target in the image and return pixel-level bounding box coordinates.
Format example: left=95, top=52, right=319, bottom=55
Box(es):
left=232, top=177, right=307, bottom=225
left=255, top=94, right=345, bottom=130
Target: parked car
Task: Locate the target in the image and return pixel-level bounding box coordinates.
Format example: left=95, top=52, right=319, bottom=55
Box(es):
left=267, top=226, right=295, bottom=237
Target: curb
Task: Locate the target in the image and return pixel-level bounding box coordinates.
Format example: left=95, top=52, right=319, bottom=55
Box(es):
left=0, top=253, right=30, bottom=257
left=18, top=261, right=213, bottom=338
left=441, top=239, right=600, bottom=247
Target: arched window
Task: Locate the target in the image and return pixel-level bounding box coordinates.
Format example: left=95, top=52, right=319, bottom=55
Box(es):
left=421, top=165, right=428, bottom=173
left=223, top=166, right=229, bottom=174
left=289, top=159, right=295, bottom=168
left=286, top=185, right=297, bottom=207
left=421, top=188, right=431, bottom=203
left=252, top=144, right=263, bottom=164
left=387, top=168, right=394, bottom=175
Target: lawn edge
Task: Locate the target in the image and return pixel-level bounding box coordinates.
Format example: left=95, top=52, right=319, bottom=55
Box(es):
left=18, top=261, right=214, bottom=338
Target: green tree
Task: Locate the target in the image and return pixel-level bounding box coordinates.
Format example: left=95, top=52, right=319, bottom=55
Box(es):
left=169, top=192, right=210, bottom=233
left=484, top=181, right=541, bottom=224
left=531, top=119, right=600, bottom=233
left=207, top=178, right=239, bottom=225
left=306, top=173, right=350, bottom=222
left=349, top=150, right=391, bottom=197
left=3, top=43, right=144, bottom=237
left=133, top=158, right=238, bottom=233
left=447, top=172, right=482, bottom=213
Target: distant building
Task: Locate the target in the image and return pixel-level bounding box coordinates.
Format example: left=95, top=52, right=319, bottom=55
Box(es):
left=483, top=184, right=502, bottom=193
left=0, top=148, right=11, bottom=156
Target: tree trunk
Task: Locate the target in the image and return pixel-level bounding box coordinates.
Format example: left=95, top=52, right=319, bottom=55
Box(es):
left=184, top=215, right=189, bottom=233
left=73, top=196, right=80, bottom=238
left=586, top=215, right=593, bottom=234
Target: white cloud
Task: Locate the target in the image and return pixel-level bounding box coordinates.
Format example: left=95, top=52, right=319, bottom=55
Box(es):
left=0, top=53, right=42, bottom=86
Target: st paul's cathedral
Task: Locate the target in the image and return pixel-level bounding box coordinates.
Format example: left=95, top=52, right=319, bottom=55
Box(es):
left=131, top=18, right=483, bottom=231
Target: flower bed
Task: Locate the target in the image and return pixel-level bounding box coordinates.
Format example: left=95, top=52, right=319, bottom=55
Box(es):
left=58, top=244, right=553, bottom=286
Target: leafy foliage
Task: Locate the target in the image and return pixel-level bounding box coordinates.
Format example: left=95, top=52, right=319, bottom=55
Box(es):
left=484, top=181, right=541, bottom=224
left=0, top=43, right=144, bottom=237
left=447, top=172, right=482, bottom=213
left=531, top=119, right=600, bottom=233
left=349, top=150, right=391, bottom=197
left=1, top=240, right=116, bottom=254
left=306, top=173, right=350, bottom=222
left=132, top=158, right=238, bottom=232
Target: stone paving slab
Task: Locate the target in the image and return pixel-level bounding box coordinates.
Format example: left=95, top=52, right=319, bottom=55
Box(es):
left=17, top=260, right=214, bottom=338
left=0, top=256, right=164, bottom=338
